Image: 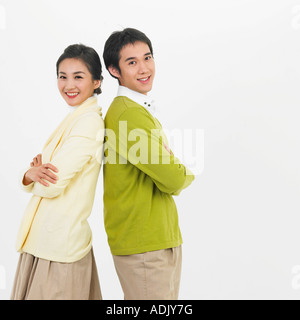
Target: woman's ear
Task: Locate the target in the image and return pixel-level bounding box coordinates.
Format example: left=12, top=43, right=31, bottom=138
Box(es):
left=108, top=65, right=121, bottom=79
left=93, top=79, right=101, bottom=90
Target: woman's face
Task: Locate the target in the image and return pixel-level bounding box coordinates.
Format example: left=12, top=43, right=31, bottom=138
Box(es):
left=57, top=58, right=100, bottom=107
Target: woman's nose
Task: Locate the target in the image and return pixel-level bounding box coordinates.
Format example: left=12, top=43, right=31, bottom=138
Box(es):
left=65, top=79, right=76, bottom=91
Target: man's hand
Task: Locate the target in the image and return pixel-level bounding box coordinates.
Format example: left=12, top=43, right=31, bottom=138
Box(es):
left=163, top=142, right=173, bottom=156
left=23, top=162, right=59, bottom=187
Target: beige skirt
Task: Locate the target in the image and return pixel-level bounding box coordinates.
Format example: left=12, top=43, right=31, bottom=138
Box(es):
left=11, top=248, right=102, bottom=300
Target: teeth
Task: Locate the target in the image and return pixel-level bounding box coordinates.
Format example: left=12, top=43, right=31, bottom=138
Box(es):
left=139, top=77, right=149, bottom=81
left=67, top=93, right=79, bottom=96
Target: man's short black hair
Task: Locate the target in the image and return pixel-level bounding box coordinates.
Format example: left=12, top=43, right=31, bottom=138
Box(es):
left=103, top=28, right=154, bottom=79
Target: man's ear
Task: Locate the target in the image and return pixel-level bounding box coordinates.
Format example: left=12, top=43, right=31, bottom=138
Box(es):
left=108, top=65, right=121, bottom=79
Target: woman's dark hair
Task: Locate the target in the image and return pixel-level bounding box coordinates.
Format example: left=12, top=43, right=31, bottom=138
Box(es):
left=56, top=44, right=103, bottom=95
left=103, top=28, right=154, bottom=79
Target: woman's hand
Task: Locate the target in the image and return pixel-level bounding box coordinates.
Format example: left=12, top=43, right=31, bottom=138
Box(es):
left=23, top=162, right=59, bottom=187
left=30, top=154, right=43, bottom=168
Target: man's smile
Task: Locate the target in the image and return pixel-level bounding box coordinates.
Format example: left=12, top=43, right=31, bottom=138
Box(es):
left=137, top=76, right=151, bottom=84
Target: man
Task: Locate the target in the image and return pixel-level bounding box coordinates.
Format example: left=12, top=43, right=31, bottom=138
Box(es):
left=103, top=28, right=195, bottom=300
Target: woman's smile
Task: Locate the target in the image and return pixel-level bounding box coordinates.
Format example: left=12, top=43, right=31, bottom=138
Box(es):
left=65, top=92, right=80, bottom=99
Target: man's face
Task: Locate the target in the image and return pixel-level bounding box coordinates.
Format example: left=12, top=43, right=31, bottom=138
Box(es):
left=109, top=41, right=155, bottom=95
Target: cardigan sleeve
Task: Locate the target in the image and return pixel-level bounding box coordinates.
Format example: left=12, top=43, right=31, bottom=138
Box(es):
left=31, top=113, right=104, bottom=199
left=118, top=107, right=195, bottom=195
left=20, top=167, right=34, bottom=193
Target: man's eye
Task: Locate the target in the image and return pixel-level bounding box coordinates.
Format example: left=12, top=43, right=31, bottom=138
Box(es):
left=129, top=61, right=136, bottom=65
left=145, top=56, right=152, bottom=61
left=59, top=76, right=66, bottom=79
left=75, top=76, right=83, bottom=79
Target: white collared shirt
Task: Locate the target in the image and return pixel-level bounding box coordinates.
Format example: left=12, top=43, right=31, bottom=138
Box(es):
left=117, top=86, right=156, bottom=117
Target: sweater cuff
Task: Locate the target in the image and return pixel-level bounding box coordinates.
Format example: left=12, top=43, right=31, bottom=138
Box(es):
left=172, top=168, right=195, bottom=196
left=19, top=167, right=34, bottom=193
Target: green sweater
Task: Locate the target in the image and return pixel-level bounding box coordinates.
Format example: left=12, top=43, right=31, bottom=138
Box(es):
left=103, top=96, right=195, bottom=255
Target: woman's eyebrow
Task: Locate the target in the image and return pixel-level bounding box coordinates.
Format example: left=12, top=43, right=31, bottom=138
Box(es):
left=58, top=71, right=86, bottom=75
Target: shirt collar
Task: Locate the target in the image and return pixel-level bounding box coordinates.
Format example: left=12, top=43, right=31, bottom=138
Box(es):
left=117, top=86, right=156, bottom=116
left=67, top=94, right=97, bottom=113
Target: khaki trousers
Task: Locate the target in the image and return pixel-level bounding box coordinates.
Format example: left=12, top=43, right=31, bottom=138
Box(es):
left=113, top=246, right=182, bottom=300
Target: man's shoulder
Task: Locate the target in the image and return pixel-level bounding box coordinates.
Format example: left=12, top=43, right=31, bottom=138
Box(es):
left=105, top=96, right=148, bottom=123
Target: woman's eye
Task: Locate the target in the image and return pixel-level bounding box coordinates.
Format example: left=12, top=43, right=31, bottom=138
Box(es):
left=129, top=61, right=136, bottom=66
left=75, top=76, right=83, bottom=79
left=59, top=76, right=66, bottom=79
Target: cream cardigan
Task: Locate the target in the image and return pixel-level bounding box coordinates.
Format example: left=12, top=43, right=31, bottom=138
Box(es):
left=16, top=97, right=104, bottom=263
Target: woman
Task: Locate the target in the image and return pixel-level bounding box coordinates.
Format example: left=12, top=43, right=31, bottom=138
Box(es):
left=11, top=44, right=105, bottom=300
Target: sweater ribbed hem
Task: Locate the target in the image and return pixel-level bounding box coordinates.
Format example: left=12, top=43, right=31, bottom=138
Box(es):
left=111, top=240, right=183, bottom=256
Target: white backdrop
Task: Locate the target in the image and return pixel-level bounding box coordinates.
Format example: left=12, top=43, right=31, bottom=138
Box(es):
left=1, top=0, right=300, bottom=300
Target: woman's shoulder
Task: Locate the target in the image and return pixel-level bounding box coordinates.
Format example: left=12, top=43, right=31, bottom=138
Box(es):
left=70, top=110, right=104, bottom=138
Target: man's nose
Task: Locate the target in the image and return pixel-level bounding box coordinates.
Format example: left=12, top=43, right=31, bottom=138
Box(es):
left=138, top=61, right=148, bottom=74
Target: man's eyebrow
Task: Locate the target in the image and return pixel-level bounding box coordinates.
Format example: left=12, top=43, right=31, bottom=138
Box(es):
left=125, top=52, right=152, bottom=62
left=125, top=56, right=136, bottom=62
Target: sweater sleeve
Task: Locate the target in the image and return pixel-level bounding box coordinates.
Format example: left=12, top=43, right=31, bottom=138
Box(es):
left=117, top=107, right=195, bottom=195
left=31, top=113, right=104, bottom=199
left=20, top=167, right=34, bottom=193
